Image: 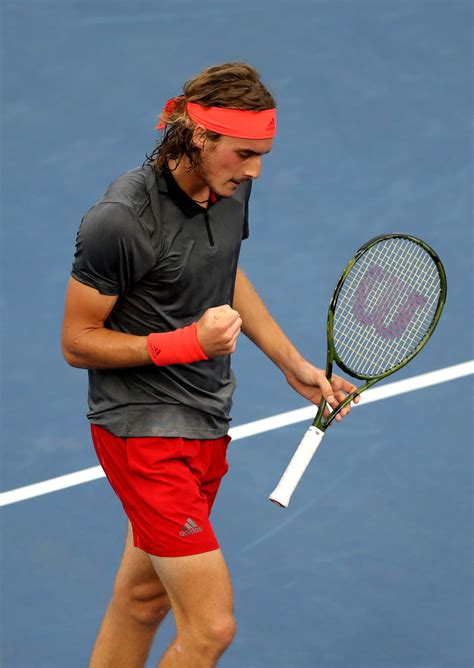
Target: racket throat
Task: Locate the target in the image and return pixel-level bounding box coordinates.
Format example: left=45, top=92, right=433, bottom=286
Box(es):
left=313, top=401, right=329, bottom=431
left=312, top=359, right=334, bottom=430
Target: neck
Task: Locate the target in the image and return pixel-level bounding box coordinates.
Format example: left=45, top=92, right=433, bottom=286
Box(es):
left=167, top=156, right=210, bottom=205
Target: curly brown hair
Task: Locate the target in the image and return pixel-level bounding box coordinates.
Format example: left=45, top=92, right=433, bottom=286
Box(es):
left=145, top=62, right=276, bottom=171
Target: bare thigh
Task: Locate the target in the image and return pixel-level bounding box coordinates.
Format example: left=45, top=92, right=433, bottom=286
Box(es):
left=148, top=548, right=234, bottom=632
left=112, top=521, right=171, bottom=624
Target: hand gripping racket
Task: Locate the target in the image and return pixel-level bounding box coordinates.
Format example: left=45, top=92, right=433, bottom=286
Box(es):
left=269, top=233, right=447, bottom=508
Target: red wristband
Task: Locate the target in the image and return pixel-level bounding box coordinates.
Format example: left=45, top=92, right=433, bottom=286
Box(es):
left=147, top=322, right=208, bottom=366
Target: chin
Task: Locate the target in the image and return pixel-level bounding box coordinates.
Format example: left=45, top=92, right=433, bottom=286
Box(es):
left=226, top=181, right=241, bottom=193
left=213, top=184, right=237, bottom=198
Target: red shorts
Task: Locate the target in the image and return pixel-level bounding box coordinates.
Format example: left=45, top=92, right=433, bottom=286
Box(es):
left=91, top=424, right=230, bottom=557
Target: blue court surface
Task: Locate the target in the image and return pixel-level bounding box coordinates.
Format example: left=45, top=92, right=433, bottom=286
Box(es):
left=1, top=2, right=473, bottom=666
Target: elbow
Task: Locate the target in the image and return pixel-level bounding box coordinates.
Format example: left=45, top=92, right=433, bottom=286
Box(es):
left=64, top=354, right=85, bottom=369
left=61, top=337, right=87, bottom=369
left=62, top=348, right=84, bottom=368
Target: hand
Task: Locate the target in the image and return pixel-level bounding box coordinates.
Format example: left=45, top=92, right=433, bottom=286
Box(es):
left=196, top=305, right=242, bottom=358
left=285, top=359, right=359, bottom=423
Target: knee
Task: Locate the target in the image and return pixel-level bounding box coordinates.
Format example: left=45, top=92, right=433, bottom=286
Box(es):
left=207, top=615, right=236, bottom=650
left=191, top=614, right=237, bottom=656
left=113, top=580, right=171, bottom=627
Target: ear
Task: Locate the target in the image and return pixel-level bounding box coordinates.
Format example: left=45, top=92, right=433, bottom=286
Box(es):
left=192, top=125, right=207, bottom=149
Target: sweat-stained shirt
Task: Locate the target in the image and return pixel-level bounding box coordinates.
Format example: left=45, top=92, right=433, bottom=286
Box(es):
left=71, top=162, right=251, bottom=438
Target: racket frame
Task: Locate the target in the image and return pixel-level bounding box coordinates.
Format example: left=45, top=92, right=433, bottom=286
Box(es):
left=313, top=233, right=447, bottom=431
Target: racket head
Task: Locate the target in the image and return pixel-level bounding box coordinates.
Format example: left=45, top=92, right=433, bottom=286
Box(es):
left=327, top=234, right=447, bottom=382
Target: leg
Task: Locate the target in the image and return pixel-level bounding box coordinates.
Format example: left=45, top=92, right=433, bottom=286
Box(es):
left=89, top=428, right=232, bottom=667
left=151, top=548, right=235, bottom=668
left=89, top=521, right=171, bottom=668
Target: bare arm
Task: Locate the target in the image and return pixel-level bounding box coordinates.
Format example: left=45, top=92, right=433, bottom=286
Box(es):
left=233, top=268, right=358, bottom=420
left=61, top=277, right=242, bottom=370
left=233, top=268, right=304, bottom=376
left=61, top=278, right=151, bottom=369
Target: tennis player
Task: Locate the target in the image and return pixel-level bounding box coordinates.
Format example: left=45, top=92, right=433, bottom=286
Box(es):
left=62, top=62, right=357, bottom=668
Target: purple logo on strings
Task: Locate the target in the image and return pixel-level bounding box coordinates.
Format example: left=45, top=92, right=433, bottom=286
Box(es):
left=353, top=265, right=427, bottom=339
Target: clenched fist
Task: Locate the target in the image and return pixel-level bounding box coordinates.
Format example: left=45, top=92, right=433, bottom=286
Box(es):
left=196, top=305, right=242, bottom=358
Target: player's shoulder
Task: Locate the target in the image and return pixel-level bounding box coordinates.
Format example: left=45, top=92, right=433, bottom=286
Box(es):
left=97, top=164, right=153, bottom=212
left=80, top=164, right=158, bottom=237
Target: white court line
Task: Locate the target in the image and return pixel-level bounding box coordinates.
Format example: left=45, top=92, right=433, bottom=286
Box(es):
left=1, top=361, right=472, bottom=508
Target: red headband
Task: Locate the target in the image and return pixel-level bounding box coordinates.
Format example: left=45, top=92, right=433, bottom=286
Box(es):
left=156, top=98, right=276, bottom=139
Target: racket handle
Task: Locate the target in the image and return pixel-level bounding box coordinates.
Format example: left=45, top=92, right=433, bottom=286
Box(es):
left=269, top=426, right=325, bottom=508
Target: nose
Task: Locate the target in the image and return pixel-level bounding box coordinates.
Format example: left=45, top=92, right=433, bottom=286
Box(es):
left=244, top=156, right=262, bottom=180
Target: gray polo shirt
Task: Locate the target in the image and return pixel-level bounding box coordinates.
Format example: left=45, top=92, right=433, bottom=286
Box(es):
left=71, top=163, right=251, bottom=438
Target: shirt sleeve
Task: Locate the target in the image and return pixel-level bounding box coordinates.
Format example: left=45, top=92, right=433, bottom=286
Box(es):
left=71, top=202, right=156, bottom=296
left=242, top=180, right=252, bottom=240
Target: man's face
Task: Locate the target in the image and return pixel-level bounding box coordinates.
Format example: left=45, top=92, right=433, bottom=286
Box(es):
left=196, top=133, right=274, bottom=197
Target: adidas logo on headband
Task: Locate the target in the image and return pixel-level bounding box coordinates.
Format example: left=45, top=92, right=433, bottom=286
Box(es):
left=265, top=117, right=276, bottom=132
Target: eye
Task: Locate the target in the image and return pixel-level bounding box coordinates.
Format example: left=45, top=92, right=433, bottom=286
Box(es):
left=238, top=151, right=251, bottom=159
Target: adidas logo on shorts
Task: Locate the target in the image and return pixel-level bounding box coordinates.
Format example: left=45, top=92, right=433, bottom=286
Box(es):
left=179, top=518, right=203, bottom=536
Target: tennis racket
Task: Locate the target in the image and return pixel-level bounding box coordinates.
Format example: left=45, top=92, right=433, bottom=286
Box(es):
left=269, top=233, right=447, bottom=508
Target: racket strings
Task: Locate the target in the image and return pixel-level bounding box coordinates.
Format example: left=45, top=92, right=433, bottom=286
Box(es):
left=333, top=237, right=441, bottom=377
left=337, top=244, right=438, bottom=374
left=336, top=241, right=440, bottom=374
left=339, top=247, right=437, bottom=371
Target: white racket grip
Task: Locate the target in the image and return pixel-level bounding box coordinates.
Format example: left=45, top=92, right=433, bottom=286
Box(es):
left=269, top=426, right=325, bottom=508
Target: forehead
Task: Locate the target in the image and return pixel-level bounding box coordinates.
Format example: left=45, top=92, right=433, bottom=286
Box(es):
left=220, top=135, right=274, bottom=154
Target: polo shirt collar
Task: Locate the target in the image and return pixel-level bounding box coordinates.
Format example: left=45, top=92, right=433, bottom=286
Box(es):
left=156, top=165, right=220, bottom=218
